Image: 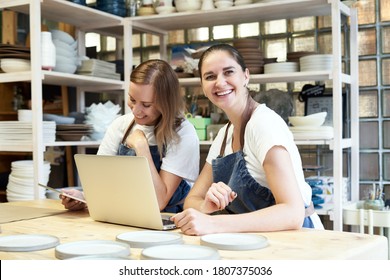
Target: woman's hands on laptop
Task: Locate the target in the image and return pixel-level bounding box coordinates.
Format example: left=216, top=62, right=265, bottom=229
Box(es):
left=61, top=189, right=87, bottom=211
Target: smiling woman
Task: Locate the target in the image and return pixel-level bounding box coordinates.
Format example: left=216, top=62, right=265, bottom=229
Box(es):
left=61, top=59, right=200, bottom=214
left=171, top=44, right=324, bottom=235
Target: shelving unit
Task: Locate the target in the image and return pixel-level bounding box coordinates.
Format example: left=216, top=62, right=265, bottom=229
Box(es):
left=0, top=0, right=125, bottom=198
left=127, top=0, right=359, bottom=231
left=0, top=0, right=359, bottom=231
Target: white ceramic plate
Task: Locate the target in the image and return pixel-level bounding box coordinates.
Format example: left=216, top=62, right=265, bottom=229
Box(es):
left=116, top=231, right=183, bottom=248
left=55, top=240, right=131, bottom=260
left=0, top=234, right=60, bottom=252
left=141, top=244, right=220, bottom=260
left=200, top=233, right=268, bottom=250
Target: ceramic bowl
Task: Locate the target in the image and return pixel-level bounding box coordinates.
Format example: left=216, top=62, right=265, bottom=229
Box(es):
left=174, top=0, right=201, bottom=12
left=50, top=29, right=75, bottom=45
left=215, top=0, right=233, bottom=9
left=288, top=112, right=327, bottom=127
left=155, top=6, right=176, bottom=14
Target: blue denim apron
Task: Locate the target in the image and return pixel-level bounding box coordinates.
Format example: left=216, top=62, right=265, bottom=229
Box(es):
left=117, top=120, right=190, bottom=213
left=212, top=122, right=314, bottom=228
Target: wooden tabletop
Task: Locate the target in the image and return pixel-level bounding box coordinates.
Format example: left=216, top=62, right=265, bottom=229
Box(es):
left=0, top=200, right=388, bottom=260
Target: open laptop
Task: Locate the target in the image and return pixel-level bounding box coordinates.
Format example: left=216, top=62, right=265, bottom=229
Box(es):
left=74, top=154, right=176, bottom=230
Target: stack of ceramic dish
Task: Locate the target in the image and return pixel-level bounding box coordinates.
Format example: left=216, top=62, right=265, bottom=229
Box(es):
left=56, top=124, right=93, bottom=141
left=51, top=29, right=79, bottom=74
left=84, top=101, right=121, bottom=140
left=76, top=59, right=121, bottom=80
left=264, top=61, right=299, bottom=74
left=0, top=121, right=56, bottom=146
left=288, top=112, right=334, bottom=140
left=233, top=38, right=263, bottom=74
left=0, top=58, right=30, bottom=73
left=96, top=0, right=127, bottom=16
left=234, top=0, right=253, bottom=6
left=6, top=160, right=51, bottom=201
left=174, top=0, right=201, bottom=12
left=300, top=54, right=333, bottom=72
left=0, top=43, right=30, bottom=61
left=214, top=0, right=233, bottom=9
left=287, top=51, right=317, bottom=63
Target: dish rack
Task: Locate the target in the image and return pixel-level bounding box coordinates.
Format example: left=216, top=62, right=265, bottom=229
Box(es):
left=343, top=201, right=390, bottom=259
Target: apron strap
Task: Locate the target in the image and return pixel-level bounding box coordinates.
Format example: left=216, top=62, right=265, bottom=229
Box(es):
left=305, top=201, right=315, bottom=217
left=219, top=122, right=232, bottom=157
left=121, top=119, right=135, bottom=145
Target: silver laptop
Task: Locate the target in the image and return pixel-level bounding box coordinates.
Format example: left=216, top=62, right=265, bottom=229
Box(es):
left=74, top=154, right=176, bottom=230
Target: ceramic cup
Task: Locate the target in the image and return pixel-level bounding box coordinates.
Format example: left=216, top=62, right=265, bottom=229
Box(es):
left=18, top=109, right=33, bottom=122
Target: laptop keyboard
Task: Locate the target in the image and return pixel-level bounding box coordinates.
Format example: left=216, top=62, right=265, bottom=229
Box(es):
left=162, top=218, right=174, bottom=226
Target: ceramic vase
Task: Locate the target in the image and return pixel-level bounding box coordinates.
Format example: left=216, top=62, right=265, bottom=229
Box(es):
left=41, top=32, right=56, bottom=71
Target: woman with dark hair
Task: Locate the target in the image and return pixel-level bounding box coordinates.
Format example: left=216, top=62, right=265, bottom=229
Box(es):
left=172, top=44, right=323, bottom=235
left=62, top=59, right=200, bottom=213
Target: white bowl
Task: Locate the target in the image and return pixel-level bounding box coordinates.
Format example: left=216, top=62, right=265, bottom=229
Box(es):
left=53, top=39, right=77, bottom=52
left=156, top=6, right=176, bottom=14
left=288, top=112, right=327, bottom=127
left=0, top=58, right=31, bottom=72
left=18, top=109, right=33, bottom=122
left=174, top=0, right=201, bottom=12
left=215, top=0, right=233, bottom=9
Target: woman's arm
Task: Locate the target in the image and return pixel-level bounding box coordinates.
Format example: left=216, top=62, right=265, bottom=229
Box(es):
left=126, top=129, right=183, bottom=211
left=173, top=146, right=305, bottom=235
left=183, top=163, right=236, bottom=213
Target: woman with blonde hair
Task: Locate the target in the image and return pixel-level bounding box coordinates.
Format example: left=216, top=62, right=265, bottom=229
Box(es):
left=62, top=59, right=200, bottom=213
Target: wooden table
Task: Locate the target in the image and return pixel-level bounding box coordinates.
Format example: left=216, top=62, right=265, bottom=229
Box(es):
left=0, top=200, right=388, bottom=260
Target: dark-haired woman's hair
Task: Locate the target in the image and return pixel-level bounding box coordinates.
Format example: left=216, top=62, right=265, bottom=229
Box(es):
left=130, top=59, right=184, bottom=156
left=198, top=43, right=247, bottom=78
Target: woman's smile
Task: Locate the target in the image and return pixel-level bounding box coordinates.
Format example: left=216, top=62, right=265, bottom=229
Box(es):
left=215, top=89, right=233, bottom=96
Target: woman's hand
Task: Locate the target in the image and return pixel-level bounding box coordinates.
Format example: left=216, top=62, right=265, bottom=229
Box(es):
left=200, top=182, right=237, bottom=213
left=171, top=208, right=219, bottom=236
left=125, top=129, right=148, bottom=151
left=60, top=189, right=86, bottom=211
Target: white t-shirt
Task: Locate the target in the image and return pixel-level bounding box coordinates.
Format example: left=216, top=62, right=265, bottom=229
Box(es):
left=206, top=104, right=323, bottom=229
left=98, top=113, right=200, bottom=184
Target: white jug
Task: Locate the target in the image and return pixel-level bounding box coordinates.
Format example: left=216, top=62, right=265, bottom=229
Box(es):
left=41, top=32, right=56, bottom=70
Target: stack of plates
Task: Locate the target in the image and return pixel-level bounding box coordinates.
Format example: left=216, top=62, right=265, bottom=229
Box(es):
left=264, top=62, right=299, bottom=74
left=0, top=58, right=30, bottom=73
left=77, top=59, right=121, bottom=80
left=233, top=38, right=264, bottom=74
left=287, top=51, right=317, bottom=63
left=0, top=121, right=56, bottom=145
left=51, top=29, right=79, bottom=74
left=300, top=54, right=333, bottom=72
left=0, top=43, right=30, bottom=60
left=6, top=160, right=51, bottom=201
left=289, top=126, right=334, bottom=140
left=56, top=124, right=93, bottom=141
